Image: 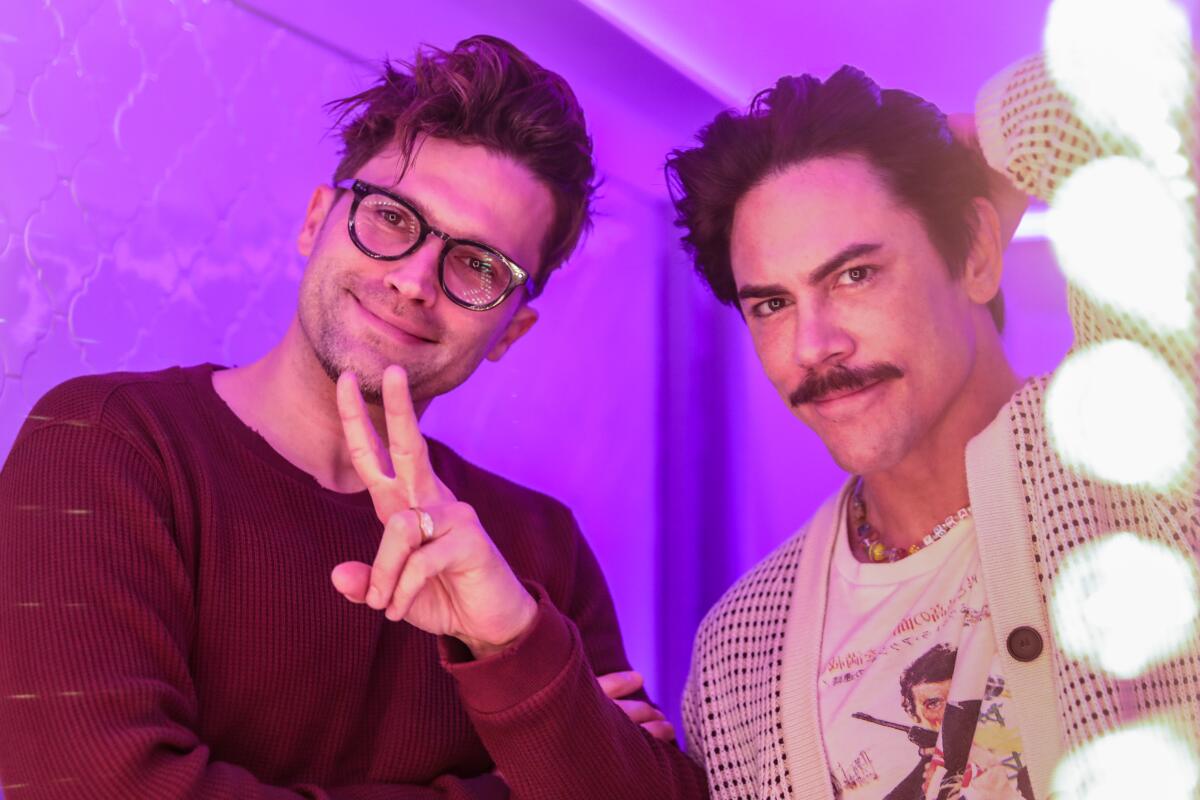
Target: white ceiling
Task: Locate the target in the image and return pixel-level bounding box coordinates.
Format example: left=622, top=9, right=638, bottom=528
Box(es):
left=577, top=0, right=1055, bottom=111
left=244, top=0, right=1195, bottom=238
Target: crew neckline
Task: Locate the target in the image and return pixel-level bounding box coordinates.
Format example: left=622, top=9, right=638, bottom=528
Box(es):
left=183, top=363, right=376, bottom=511
left=831, top=490, right=976, bottom=586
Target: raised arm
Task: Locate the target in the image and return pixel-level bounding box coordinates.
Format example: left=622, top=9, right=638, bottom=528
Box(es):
left=973, top=53, right=1111, bottom=203
left=973, top=53, right=1200, bottom=520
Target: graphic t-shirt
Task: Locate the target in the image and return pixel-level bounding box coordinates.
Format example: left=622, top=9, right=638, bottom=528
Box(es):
left=819, top=502, right=1035, bottom=800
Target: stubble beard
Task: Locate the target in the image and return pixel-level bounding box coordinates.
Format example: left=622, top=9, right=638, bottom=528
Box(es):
left=298, top=278, right=438, bottom=406
left=308, top=322, right=442, bottom=406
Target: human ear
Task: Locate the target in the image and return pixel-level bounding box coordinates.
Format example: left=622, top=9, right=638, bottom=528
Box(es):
left=963, top=196, right=1005, bottom=308
left=298, top=185, right=339, bottom=258
left=485, top=304, right=539, bottom=362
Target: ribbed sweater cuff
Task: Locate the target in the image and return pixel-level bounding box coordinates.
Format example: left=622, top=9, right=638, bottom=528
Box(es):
left=440, top=582, right=574, bottom=714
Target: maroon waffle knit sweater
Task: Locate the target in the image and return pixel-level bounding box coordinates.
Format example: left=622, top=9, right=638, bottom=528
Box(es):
left=0, top=365, right=708, bottom=800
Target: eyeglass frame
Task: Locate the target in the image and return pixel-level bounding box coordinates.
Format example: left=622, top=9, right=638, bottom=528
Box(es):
left=333, top=178, right=537, bottom=312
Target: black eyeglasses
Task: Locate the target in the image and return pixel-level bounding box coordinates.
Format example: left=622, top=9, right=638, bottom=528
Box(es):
left=335, top=179, right=536, bottom=311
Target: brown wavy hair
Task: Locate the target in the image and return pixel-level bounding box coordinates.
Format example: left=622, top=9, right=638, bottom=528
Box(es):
left=327, top=35, right=596, bottom=291
left=665, top=66, right=1003, bottom=331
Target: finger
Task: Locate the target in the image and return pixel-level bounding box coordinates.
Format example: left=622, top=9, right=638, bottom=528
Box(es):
left=385, top=525, right=467, bottom=622
left=336, top=371, right=393, bottom=484
left=331, top=561, right=372, bottom=603
left=613, top=699, right=666, bottom=725
left=640, top=720, right=676, bottom=742
left=368, top=510, right=423, bottom=610
left=597, top=670, right=644, bottom=700
left=381, top=365, right=440, bottom=504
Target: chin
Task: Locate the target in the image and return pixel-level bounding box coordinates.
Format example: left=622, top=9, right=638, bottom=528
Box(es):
left=822, top=426, right=912, bottom=477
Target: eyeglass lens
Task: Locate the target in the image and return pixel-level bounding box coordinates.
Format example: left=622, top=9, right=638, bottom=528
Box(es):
left=354, top=192, right=511, bottom=308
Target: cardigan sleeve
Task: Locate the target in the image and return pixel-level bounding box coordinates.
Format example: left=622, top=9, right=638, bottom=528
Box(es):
left=680, top=638, right=709, bottom=771
left=975, top=53, right=1112, bottom=201
left=976, top=54, right=1199, bottom=502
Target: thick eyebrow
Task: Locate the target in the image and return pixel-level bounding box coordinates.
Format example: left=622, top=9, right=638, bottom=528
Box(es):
left=806, top=242, right=883, bottom=285
left=736, top=241, right=883, bottom=301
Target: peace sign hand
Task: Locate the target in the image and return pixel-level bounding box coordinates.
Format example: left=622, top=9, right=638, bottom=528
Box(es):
left=330, top=365, right=537, bottom=659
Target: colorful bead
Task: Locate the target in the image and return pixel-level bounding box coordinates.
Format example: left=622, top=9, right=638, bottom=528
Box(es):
left=850, top=476, right=972, bottom=564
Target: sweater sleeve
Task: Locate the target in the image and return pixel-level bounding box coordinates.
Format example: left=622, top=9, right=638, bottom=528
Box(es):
left=0, top=422, right=506, bottom=800
left=441, top=511, right=709, bottom=800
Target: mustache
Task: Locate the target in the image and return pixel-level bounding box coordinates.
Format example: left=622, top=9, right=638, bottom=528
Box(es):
left=789, top=362, right=903, bottom=406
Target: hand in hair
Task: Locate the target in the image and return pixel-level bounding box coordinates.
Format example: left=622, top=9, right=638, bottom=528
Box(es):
left=948, top=112, right=1031, bottom=249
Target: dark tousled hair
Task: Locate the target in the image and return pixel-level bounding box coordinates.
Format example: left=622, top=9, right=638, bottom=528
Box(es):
left=326, top=35, right=596, bottom=290
left=900, top=643, right=958, bottom=719
left=665, top=66, right=1004, bottom=331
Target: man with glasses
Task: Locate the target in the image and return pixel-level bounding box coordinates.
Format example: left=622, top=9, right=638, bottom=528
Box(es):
left=0, top=36, right=707, bottom=799
left=338, top=179, right=535, bottom=312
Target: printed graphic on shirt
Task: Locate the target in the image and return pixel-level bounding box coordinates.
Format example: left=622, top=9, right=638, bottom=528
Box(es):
left=828, top=642, right=1032, bottom=799
left=839, top=644, right=1032, bottom=799
left=820, top=517, right=1033, bottom=800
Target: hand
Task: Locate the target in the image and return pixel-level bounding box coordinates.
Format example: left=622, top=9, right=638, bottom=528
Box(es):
left=330, top=365, right=537, bottom=659
left=947, top=112, right=1030, bottom=248
left=597, top=671, right=675, bottom=742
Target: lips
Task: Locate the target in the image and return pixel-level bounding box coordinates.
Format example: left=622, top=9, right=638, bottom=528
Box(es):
left=811, top=381, right=880, bottom=405
left=806, top=379, right=890, bottom=419
left=350, top=292, right=438, bottom=344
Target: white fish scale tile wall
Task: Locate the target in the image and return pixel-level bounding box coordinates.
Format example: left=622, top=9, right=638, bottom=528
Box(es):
left=0, top=0, right=365, bottom=458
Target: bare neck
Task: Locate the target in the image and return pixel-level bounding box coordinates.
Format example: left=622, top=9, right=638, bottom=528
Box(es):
left=859, top=331, right=1021, bottom=552
left=212, top=316, right=423, bottom=493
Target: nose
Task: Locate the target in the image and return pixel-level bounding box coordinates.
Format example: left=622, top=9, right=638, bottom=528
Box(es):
left=793, top=301, right=854, bottom=370
left=382, top=235, right=442, bottom=305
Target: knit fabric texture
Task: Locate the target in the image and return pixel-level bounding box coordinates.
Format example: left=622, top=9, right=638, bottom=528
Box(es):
left=682, top=54, right=1200, bottom=799
left=0, top=364, right=709, bottom=799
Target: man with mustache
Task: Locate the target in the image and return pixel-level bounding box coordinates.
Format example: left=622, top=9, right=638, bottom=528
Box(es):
left=0, top=36, right=707, bottom=799
left=666, top=56, right=1198, bottom=798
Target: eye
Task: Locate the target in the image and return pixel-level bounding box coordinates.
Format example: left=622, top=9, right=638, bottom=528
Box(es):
left=365, top=200, right=418, bottom=236
left=453, top=248, right=498, bottom=275
left=466, top=256, right=495, bottom=275
left=750, top=297, right=790, bottom=318
left=835, top=265, right=876, bottom=287
left=377, top=207, right=412, bottom=229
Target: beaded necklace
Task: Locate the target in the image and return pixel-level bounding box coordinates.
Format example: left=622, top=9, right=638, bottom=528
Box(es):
left=850, top=477, right=972, bottom=563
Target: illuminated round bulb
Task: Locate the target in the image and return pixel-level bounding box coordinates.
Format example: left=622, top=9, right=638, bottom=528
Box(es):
left=1052, top=720, right=1199, bottom=799
left=1046, top=340, right=1193, bottom=490
left=1051, top=532, right=1199, bottom=679
left=1045, top=0, right=1192, bottom=160
left=1047, top=157, right=1194, bottom=334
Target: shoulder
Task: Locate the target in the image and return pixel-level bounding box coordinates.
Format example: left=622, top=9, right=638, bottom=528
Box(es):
left=22, top=366, right=209, bottom=430
left=425, top=439, right=586, bottom=593
left=692, top=526, right=809, bottom=661
left=426, top=438, right=573, bottom=522
left=12, top=365, right=214, bottom=455
left=1, top=368, right=213, bottom=523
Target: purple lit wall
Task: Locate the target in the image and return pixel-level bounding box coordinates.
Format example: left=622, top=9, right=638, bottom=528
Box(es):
left=1, top=0, right=1066, bottom=744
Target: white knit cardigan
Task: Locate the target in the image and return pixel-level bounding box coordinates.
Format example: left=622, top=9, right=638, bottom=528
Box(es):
left=681, top=54, right=1200, bottom=800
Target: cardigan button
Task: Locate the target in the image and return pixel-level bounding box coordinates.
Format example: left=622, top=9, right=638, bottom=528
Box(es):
left=1006, top=626, right=1044, bottom=662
